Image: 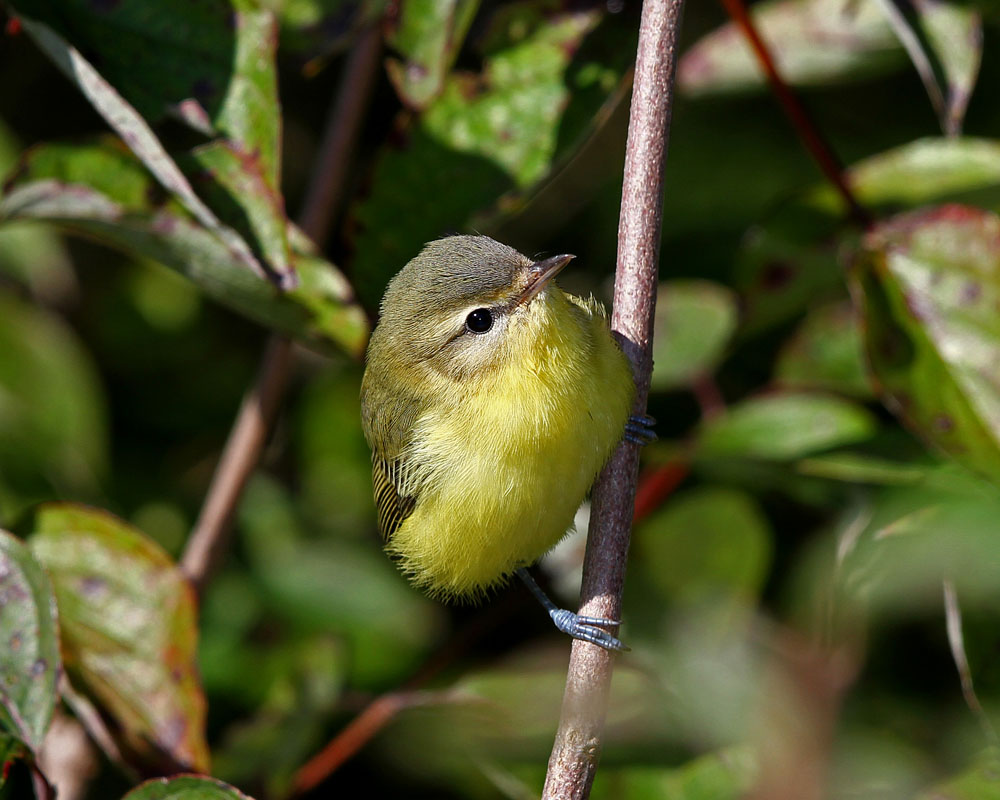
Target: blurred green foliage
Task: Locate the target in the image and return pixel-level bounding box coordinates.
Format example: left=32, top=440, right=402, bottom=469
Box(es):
left=2, top=0, right=1000, bottom=798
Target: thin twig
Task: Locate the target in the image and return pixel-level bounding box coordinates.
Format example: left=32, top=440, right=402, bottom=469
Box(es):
left=943, top=579, right=999, bottom=746
left=718, top=0, right=872, bottom=227
left=542, top=0, right=684, bottom=795
left=299, top=26, right=383, bottom=249
left=871, top=0, right=947, bottom=133
left=180, top=28, right=382, bottom=592
left=180, top=335, right=294, bottom=590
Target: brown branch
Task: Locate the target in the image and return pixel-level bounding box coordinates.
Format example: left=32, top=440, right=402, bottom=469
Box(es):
left=179, top=27, right=382, bottom=592
left=718, top=0, right=872, bottom=228
left=180, top=334, right=294, bottom=590
left=299, top=25, right=382, bottom=250
left=542, top=0, right=685, bottom=795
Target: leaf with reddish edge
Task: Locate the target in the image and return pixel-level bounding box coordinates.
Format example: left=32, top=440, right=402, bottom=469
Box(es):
left=29, top=505, right=208, bottom=773
left=0, top=531, right=60, bottom=754
left=123, top=775, right=255, bottom=800
left=851, top=204, right=1000, bottom=485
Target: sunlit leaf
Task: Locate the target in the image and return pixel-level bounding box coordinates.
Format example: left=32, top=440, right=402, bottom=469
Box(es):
left=30, top=505, right=208, bottom=772
left=698, top=392, right=877, bottom=460
left=351, top=1, right=612, bottom=304
left=386, top=0, right=480, bottom=108
left=0, top=531, right=60, bottom=753
left=775, top=301, right=872, bottom=397
left=677, top=0, right=903, bottom=96
left=651, top=281, right=738, bottom=391
left=851, top=205, right=1000, bottom=485
left=123, top=775, right=255, bottom=800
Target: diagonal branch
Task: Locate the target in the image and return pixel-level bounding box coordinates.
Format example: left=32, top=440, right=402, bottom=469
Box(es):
left=541, top=0, right=685, bottom=796
left=718, top=0, right=871, bottom=227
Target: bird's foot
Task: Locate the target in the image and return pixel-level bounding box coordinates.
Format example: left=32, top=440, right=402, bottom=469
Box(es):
left=625, top=414, right=657, bottom=446
left=549, top=608, right=630, bottom=652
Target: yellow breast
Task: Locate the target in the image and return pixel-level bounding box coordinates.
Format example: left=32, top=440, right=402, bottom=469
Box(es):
left=387, top=290, right=633, bottom=598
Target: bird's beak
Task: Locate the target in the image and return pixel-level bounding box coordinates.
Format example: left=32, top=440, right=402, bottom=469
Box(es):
left=515, top=254, right=575, bottom=307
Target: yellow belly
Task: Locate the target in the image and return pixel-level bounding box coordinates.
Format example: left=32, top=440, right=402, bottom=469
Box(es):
left=386, top=300, right=633, bottom=599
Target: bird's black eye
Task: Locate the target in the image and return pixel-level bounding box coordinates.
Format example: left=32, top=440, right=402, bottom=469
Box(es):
left=465, top=308, right=494, bottom=334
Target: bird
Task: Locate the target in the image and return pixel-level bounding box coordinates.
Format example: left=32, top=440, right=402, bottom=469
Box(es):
left=360, top=235, right=654, bottom=651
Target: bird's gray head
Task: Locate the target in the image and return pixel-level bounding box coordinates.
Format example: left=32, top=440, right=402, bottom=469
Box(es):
left=370, top=235, right=575, bottom=381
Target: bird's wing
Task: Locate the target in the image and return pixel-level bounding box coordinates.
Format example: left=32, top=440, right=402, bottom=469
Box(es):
left=361, top=364, right=424, bottom=541
left=371, top=455, right=417, bottom=539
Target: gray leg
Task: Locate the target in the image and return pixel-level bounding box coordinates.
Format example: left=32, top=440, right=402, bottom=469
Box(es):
left=516, top=568, right=629, bottom=652
left=625, top=414, right=657, bottom=446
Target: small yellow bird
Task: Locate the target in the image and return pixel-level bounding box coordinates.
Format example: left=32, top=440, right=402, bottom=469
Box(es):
left=361, top=235, right=653, bottom=650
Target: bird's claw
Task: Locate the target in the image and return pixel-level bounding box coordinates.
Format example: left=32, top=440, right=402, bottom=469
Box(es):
left=625, top=414, right=657, bottom=447
left=549, top=609, right=630, bottom=652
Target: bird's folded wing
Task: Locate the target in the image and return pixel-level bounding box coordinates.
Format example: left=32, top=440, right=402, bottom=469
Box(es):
left=372, top=455, right=417, bottom=540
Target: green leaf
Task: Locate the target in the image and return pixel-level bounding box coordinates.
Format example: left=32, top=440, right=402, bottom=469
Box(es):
left=424, top=5, right=602, bottom=188
left=0, top=290, right=108, bottom=501
left=385, top=0, right=480, bottom=108
left=12, top=0, right=281, bottom=185
left=635, top=487, right=773, bottom=610
left=591, top=747, right=757, bottom=800
left=698, top=392, right=877, bottom=460
left=775, top=301, right=873, bottom=398
left=0, top=531, right=60, bottom=753
left=851, top=205, right=1000, bottom=485
left=651, top=281, right=738, bottom=391
left=123, top=775, right=255, bottom=800
left=677, top=0, right=904, bottom=96
left=30, top=504, right=208, bottom=773
left=1, top=141, right=368, bottom=356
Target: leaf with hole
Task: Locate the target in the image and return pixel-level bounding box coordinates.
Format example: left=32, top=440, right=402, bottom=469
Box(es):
left=30, top=505, right=208, bottom=773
